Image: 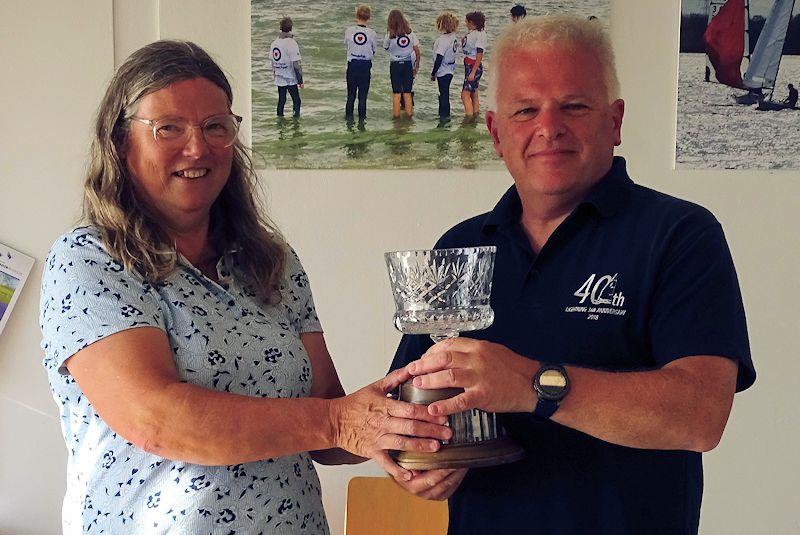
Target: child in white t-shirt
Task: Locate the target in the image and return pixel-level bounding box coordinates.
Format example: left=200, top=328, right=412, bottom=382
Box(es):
left=270, top=17, right=304, bottom=117
left=461, top=11, right=487, bottom=117
left=431, top=12, right=459, bottom=120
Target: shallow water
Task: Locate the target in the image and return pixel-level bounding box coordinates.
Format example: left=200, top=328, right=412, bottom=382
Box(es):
left=251, top=0, right=610, bottom=169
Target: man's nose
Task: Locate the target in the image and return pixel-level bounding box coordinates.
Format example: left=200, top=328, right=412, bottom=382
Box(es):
left=535, top=108, right=567, bottom=140
left=181, top=125, right=210, bottom=158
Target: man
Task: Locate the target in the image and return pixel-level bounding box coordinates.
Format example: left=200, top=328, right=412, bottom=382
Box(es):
left=784, top=83, right=798, bottom=108
left=389, top=15, right=755, bottom=535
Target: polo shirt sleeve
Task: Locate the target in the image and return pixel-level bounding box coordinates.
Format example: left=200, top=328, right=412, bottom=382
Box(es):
left=39, top=230, right=167, bottom=376
left=649, top=212, right=755, bottom=391
left=282, top=247, right=322, bottom=334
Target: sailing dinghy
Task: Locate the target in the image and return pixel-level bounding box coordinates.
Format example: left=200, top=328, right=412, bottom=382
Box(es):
left=704, top=0, right=797, bottom=106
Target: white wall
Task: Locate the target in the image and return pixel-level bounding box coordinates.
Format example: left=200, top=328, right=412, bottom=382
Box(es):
left=1, top=1, right=797, bottom=534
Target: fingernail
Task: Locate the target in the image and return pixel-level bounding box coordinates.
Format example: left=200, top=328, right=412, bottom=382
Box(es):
left=403, top=471, right=412, bottom=481
left=407, top=363, right=416, bottom=373
left=429, top=405, right=440, bottom=415
left=413, top=377, right=422, bottom=387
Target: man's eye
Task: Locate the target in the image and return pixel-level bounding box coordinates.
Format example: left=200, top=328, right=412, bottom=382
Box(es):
left=563, top=103, right=589, bottom=111
left=513, top=107, right=536, bottom=116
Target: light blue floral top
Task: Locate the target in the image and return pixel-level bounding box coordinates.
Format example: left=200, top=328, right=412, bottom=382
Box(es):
left=40, top=227, right=330, bottom=534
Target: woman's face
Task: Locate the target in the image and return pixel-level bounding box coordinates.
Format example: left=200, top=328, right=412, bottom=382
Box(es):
left=124, top=77, right=234, bottom=233
left=466, top=19, right=476, bottom=31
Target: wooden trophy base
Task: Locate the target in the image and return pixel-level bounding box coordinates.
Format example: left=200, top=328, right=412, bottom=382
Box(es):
left=392, top=436, right=524, bottom=470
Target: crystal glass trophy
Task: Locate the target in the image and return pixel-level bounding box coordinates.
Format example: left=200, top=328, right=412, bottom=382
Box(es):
left=385, top=247, right=524, bottom=469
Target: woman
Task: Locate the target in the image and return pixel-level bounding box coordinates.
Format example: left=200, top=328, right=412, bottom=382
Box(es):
left=431, top=12, right=460, bottom=120
left=40, top=40, right=448, bottom=534
left=461, top=11, right=487, bottom=117
left=383, top=9, right=421, bottom=118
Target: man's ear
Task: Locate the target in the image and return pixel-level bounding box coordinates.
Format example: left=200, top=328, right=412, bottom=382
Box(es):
left=485, top=111, right=503, bottom=158
left=610, top=99, right=624, bottom=147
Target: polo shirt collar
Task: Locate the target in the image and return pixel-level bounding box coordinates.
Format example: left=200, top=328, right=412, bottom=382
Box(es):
left=481, top=156, right=633, bottom=234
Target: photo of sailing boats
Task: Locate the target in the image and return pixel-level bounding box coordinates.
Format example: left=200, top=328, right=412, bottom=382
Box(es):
left=677, top=0, right=800, bottom=169
left=251, top=0, right=610, bottom=169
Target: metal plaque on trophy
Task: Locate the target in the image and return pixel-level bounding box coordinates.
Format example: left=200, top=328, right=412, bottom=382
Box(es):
left=385, top=246, right=524, bottom=470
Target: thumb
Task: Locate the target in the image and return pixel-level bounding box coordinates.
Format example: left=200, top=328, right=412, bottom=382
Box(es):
left=379, top=367, right=413, bottom=393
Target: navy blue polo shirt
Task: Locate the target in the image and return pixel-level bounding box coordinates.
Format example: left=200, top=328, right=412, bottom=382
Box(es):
left=390, top=157, right=755, bottom=535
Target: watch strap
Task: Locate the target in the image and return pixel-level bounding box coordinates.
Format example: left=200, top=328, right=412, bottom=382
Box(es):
left=532, top=397, right=560, bottom=419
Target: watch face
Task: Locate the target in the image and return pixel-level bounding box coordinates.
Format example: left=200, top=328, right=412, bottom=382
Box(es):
left=537, top=368, right=568, bottom=401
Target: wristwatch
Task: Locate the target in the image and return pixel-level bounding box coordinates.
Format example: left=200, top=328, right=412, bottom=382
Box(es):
left=532, top=364, right=570, bottom=419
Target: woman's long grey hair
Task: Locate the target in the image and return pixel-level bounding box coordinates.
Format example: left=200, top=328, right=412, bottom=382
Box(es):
left=83, top=40, right=286, bottom=304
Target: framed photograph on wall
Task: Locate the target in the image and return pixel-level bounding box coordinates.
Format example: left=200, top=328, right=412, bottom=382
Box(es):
left=0, top=242, right=34, bottom=337
left=676, top=0, right=800, bottom=169
left=251, top=1, right=611, bottom=170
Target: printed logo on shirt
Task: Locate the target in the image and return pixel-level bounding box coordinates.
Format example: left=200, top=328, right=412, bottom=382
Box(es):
left=564, top=273, right=627, bottom=321
left=461, top=35, right=468, bottom=48
left=353, top=31, right=368, bottom=45
left=397, top=35, right=410, bottom=48
left=272, top=47, right=282, bottom=61
left=452, top=39, right=459, bottom=53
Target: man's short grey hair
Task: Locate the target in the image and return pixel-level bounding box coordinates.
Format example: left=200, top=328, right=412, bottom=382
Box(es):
left=487, top=15, right=620, bottom=110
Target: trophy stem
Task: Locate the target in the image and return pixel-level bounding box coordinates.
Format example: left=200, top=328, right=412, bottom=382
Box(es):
left=430, top=332, right=459, bottom=343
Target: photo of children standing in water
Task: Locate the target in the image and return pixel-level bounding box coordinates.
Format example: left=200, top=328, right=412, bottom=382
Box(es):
left=251, top=1, right=610, bottom=169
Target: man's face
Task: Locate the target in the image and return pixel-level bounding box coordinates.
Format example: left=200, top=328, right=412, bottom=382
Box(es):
left=486, top=45, right=624, bottom=202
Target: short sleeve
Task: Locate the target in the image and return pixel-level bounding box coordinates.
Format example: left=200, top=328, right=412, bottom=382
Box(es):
left=434, top=37, right=446, bottom=56
left=649, top=213, right=755, bottom=391
left=411, top=32, right=420, bottom=47
left=383, top=33, right=390, bottom=50
left=477, top=32, right=487, bottom=51
left=290, top=40, right=301, bottom=61
left=281, top=246, right=322, bottom=334
left=40, top=229, right=167, bottom=375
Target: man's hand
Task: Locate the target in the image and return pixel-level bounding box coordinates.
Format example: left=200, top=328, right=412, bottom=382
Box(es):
left=391, top=468, right=468, bottom=501
left=406, top=338, right=538, bottom=416
left=328, top=368, right=452, bottom=482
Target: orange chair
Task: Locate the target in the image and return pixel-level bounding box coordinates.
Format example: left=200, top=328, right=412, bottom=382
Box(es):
left=344, top=476, right=449, bottom=535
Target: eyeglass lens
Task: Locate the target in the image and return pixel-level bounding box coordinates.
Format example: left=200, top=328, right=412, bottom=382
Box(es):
left=153, top=115, right=239, bottom=147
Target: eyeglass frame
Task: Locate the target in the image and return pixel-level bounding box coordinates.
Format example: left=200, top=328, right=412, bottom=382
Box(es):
left=127, top=113, right=243, bottom=148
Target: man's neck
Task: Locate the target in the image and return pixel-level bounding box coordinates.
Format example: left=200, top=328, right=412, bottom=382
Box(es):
left=516, top=185, right=593, bottom=254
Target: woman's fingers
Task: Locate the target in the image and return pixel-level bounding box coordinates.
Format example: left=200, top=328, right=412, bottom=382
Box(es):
left=372, top=450, right=412, bottom=482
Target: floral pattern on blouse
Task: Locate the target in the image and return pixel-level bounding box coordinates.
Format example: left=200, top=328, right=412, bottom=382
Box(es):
left=40, top=227, right=330, bottom=534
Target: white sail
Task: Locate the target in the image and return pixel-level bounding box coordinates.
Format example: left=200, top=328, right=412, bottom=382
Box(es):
left=743, top=0, right=796, bottom=90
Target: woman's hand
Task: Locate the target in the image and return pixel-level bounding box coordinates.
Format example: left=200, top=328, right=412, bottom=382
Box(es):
left=328, top=368, right=452, bottom=481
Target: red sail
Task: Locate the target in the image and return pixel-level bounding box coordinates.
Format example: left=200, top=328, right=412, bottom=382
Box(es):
left=703, top=0, right=746, bottom=88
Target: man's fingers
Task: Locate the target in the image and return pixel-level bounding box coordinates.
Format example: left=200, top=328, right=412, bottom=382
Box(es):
left=418, top=468, right=469, bottom=500
left=412, top=368, right=472, bottom=390
left=428, top=392, right=472, bottom=416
